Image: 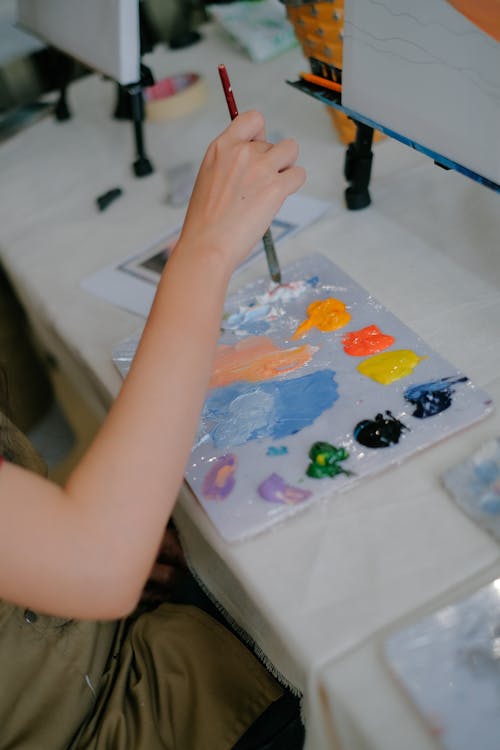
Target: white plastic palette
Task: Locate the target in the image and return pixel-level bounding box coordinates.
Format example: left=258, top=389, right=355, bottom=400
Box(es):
left=113, top=254, right=493, bottom=542
left=184, top=254, right=492, bottom=541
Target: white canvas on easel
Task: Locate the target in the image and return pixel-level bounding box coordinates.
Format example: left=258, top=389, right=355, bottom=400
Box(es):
left=342, top=0, right=500, bottom=185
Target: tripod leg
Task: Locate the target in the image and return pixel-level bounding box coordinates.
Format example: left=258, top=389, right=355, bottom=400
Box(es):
left=128, top=83, right=154, bottom=178
left=344, top=120, right=374, bottom=210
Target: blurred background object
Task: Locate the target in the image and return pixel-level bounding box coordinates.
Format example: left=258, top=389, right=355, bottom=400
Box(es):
left=0, top=0, right=207, bottom=118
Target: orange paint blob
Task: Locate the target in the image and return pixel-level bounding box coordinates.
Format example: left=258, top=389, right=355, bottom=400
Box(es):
left=209, top=335, right=317, bottom=388
left=292, top=298, right=351, bottom=339
left=342, top=325, right=395, bottom=356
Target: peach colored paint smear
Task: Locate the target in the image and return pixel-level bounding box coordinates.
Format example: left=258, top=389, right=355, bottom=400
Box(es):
left=357, top=349, right=425, bottom=385
left=342, top=325, right=395, bottom=356
left=209, top=335, right=318, bottom=388
left=292, top=298, right=351, bottom=339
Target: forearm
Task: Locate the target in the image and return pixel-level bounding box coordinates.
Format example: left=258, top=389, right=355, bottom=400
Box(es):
left=65, top=244, right=232, bottom=614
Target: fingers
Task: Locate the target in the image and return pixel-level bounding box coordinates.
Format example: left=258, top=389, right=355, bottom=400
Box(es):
left=253, top=138, right=306, bottom=197
left=279, top=164, right=307, bottom=196
left=224, top=109, right=266, bottom=142
left=265, top=137, right=300, bottom=173
left=220, top=111, right=303, bottom=179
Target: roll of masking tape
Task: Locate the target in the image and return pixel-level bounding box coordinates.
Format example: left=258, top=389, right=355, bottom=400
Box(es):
left=144, top=73, right=208, bottom=122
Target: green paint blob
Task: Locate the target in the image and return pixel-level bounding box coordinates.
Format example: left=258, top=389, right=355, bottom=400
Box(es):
left=306, top=441, right=351, bottom=478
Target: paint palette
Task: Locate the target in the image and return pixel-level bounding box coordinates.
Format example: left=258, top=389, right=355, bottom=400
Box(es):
left=181, top=254, right=493, bottom=541
left=112, top=254, right=493, bottom=542
left=384, top=578, right=500, bottom=750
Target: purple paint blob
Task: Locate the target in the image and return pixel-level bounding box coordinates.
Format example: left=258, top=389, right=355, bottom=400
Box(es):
left=258, top=473, right=312, bottom=505
left=202, top=454, right=237, bottom=500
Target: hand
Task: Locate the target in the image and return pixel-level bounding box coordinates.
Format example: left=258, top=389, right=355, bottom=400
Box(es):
left=177, top=110, right=306, bottom=273
left=140, top=525, right=188, bottom=606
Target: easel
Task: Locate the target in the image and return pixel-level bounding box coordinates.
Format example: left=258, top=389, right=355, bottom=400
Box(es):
left=51, top=51, right=154, bottom=179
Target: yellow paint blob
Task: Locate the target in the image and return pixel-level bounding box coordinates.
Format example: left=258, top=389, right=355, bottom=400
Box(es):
left=356, top=349, right=425, bottom=385
left=292, top=297, right=351, bottom=339
left=209, top=335, right=318, bottom=388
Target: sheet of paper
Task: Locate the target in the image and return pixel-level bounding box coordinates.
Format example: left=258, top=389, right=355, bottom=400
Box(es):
left=80, top=193, right=331, bottom=318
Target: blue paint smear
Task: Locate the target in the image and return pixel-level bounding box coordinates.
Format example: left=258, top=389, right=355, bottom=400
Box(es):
left=202, top=369, right=339, bottom=449
left=404, top=376, right=468, bottom=418
left=267, top=445, right=289, bottom=456
left=479, top=492, right=500, bottom=515
left=474, top=459, right=500, bottom=486
left=224, top=305, right=271, bottom=334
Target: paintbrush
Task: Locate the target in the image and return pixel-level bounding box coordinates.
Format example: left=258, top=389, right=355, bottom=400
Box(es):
left=218, top=63, right=282, bottom=284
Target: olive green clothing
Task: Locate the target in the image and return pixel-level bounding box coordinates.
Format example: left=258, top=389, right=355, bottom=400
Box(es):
left=0, top=266, right=53, bottom=432
left=76, top=604, right=282, bottom=750
left=0, top=604, right=119, bottom=749
left=0, top=408, right=47, bottom=475
left=0, top=410, right=283, bottom=749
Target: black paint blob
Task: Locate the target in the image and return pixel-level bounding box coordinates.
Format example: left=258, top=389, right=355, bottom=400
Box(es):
left=354, top=411, right=408, bottom=448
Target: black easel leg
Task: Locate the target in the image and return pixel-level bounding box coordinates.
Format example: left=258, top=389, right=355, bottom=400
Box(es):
left=344, top=120, right=374, bottom=210
left=53, top=51, right=73, bottom=121
left=127, top=84, right=154, bottom=178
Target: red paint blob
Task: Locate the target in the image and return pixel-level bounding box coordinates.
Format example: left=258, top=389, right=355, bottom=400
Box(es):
left=342, top=325, right=395, bottom=356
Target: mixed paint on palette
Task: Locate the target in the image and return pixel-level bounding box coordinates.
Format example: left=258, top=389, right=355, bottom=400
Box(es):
left=183, top=254, right=493, bottom=541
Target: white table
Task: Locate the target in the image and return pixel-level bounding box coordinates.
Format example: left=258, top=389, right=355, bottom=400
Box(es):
left=1, top=22, right=499, bottom=750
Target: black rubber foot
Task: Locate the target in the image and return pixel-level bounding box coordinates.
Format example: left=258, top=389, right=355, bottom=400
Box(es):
left=54, top=97, right=71, bottom=121
left=345, top=186, right=371, bottom=210
left=133, top=156, right=154, bottom=177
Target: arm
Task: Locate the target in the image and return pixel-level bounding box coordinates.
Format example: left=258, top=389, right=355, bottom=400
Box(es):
left=0, top=111, right=306, bottom=620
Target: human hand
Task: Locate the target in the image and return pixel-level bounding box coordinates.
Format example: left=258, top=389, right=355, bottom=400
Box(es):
left=140, top=525, right=188, bottom=606
left=177, top=110, right=306, bottom=273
